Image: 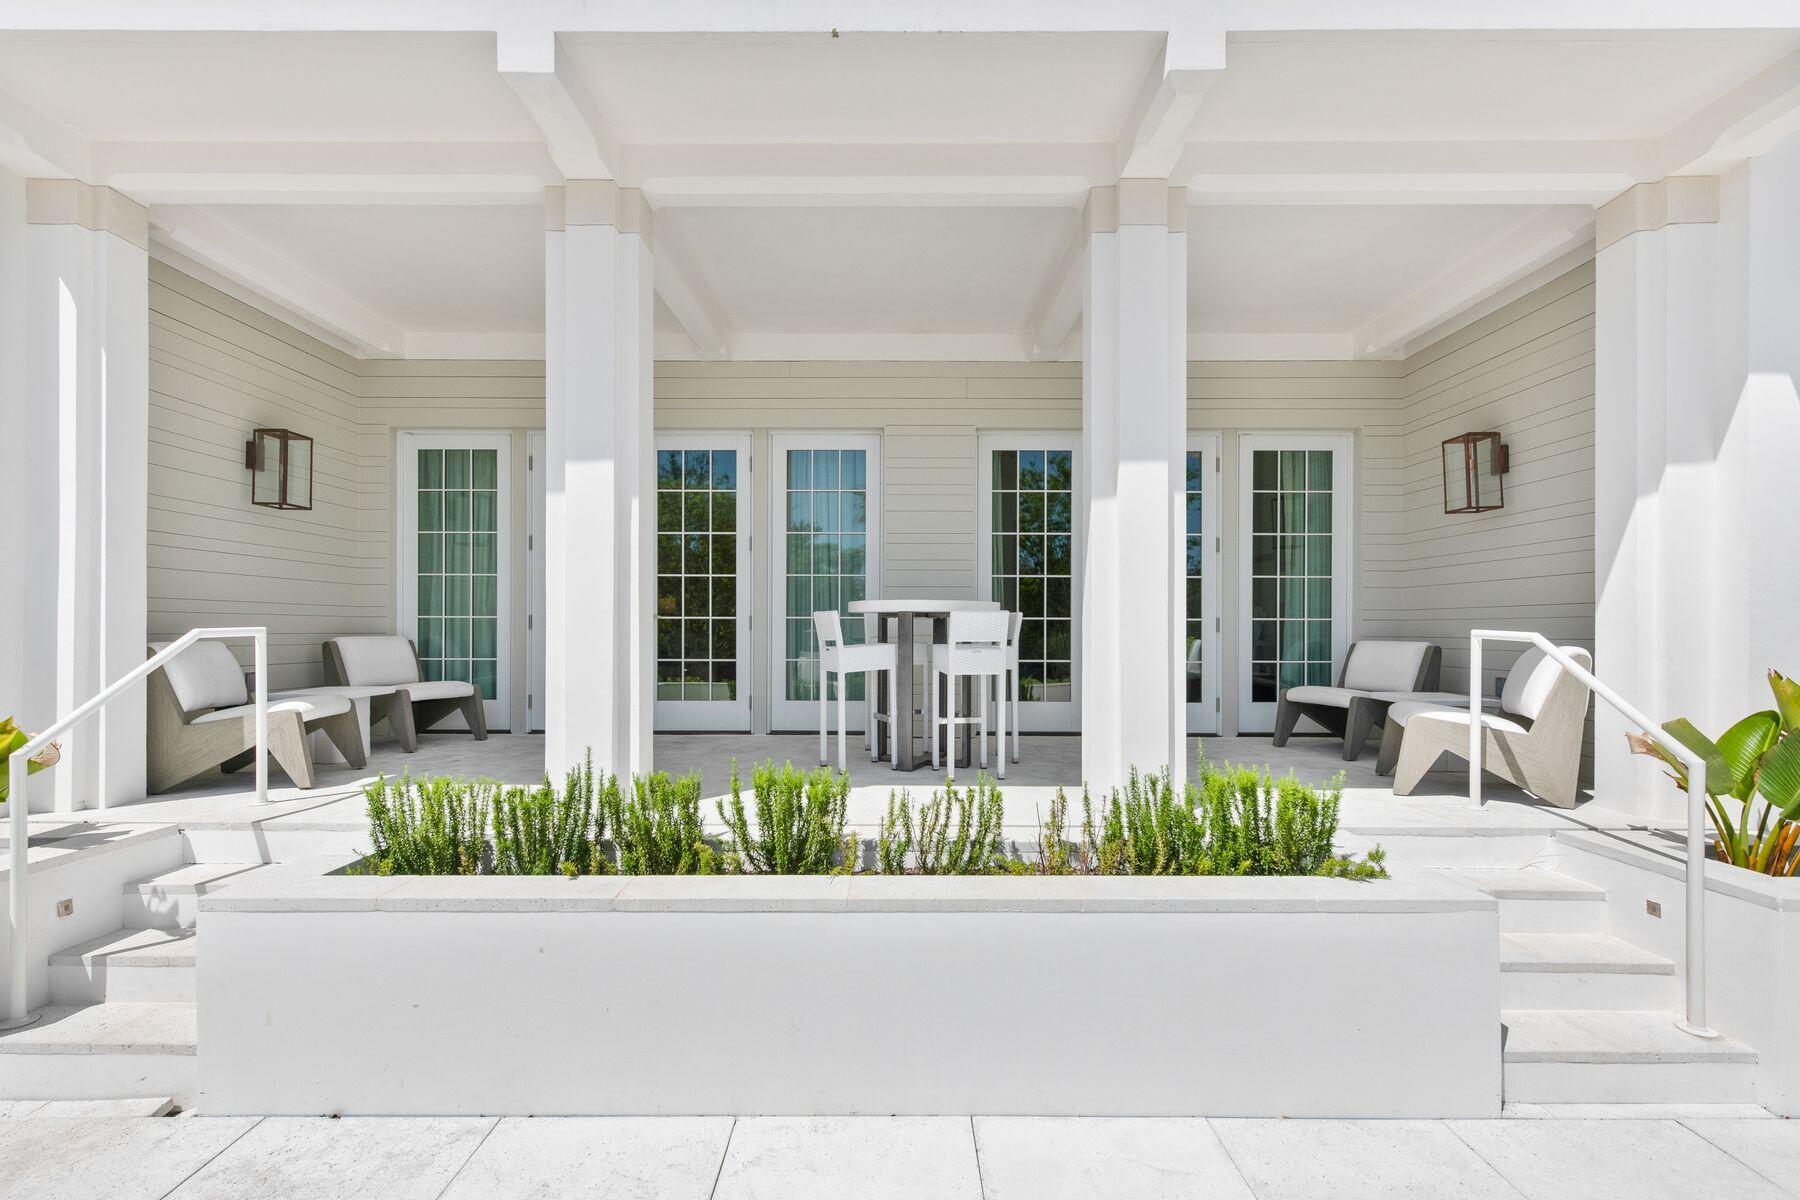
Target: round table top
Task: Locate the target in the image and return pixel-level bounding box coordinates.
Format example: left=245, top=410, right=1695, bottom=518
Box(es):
left=847, top=598, right=1002, bottom=616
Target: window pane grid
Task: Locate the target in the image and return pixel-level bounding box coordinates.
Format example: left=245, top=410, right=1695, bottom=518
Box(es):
left=1249, top=448, right=1333, bottom=704
left=1185, top=450, right=1206, bottom=704
left=783, top=448, right=868, bottom=703
left=415, top=448, right=499, bottom=699
left=657, top=448, right=740, bottom=702
left=989, top=447, right=1074, bottom=704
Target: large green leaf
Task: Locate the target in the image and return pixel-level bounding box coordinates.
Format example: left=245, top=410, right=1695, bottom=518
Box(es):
left=1716, top=710, right=1782, bottom=801
left=1661, top=718, right=1733, bottom=796
left=1759, top=732, right=1800, bottom=819
left=1771, top=671, right=1800, bottom=734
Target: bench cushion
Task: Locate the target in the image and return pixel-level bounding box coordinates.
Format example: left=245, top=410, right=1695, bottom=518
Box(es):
left=193, top=695, right=351, bottom=725
left=333, top=636, right=421, bottom=686
left=1387, top=700, right=1527, bottom=735
left=400, top=680, right=476, bottom=701
left=156, top=641, right=248, bottom=713
left=1283, top=685, right=1366, bottom=709
left=1501, top=646, right=1591, bottom=720
left=1340, top=640, right=1433, bottom=692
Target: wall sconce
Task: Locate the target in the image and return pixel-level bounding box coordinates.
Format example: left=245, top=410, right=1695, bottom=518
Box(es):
left=245, top=428, right=313, bottom=510
left=1442, top=431, right=1508, bottom=514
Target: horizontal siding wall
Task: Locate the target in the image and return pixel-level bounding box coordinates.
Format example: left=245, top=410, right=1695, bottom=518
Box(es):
left=147, top=262, right=383, bottom=689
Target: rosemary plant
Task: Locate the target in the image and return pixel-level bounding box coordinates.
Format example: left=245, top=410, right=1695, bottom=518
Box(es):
left=892, top=776, right=1006, bottom=874
left=604, top=769, right=719, bottom=874
left=490, top=751, right=605, bottom=876
left=362, top=771, right=490, bottom=876
left=717, top=760, right=854, bottom=874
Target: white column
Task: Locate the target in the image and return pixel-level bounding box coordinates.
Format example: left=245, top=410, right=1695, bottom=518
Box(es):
left=1594, top=139, right=1800, bottom=817
left=1081, top=181, right=1188, bottom=790
left=1, top=180, right=148, bottom=811
left=543, top=182, right=655, bottom=781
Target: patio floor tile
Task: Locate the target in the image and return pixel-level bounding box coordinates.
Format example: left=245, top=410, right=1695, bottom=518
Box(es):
left=1211, top=1119, right=1519, bottom=1200
left=712, top=1116, right=981, bottom=1200
left=975, top=1117, right=1253, bottom=1200
left=1448, top=1118, right=1793, bottom=1200
left=437, top=1117, right=732, bottom=1200
left=167, top=1116, right=494, bottom=1200
left=0, top=1115, right=256, bottom=1200
left=1676, top=1120, right=1800, bottom=1192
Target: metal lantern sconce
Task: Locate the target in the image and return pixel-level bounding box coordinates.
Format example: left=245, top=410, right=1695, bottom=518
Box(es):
left=245, top=428, right=313, bottom=510
left=1442, top=431, right=1508, bottom=514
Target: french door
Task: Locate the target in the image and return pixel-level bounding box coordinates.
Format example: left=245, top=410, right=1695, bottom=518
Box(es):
left=396, top=432, right=512, bottom=729
left=1236, top=433, right=1353, bottom=733
left=654, top=433, right=753, bottom=731
left=1185, top=434, right=1222, bottom=735
left=978, top=433, right=1079, bottom=731
left=769, top=433, right=881, bottom=731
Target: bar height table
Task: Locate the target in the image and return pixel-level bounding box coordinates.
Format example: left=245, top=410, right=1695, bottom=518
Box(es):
left=847, top=598, right=1003, bottom=772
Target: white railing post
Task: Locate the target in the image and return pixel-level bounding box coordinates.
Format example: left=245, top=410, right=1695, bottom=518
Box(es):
left=3, top=626, right=268, bottom=1030
left=1468, top=629, right=1715, bottom=1040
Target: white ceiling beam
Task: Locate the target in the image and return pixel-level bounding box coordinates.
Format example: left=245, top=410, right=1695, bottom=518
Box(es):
left=1180, top=140, right=1647, bottom=205
left=0, top=83, right=90, bottom=179
left=1024, top=229, right=1085, bottom=362
left=496, top=28, right=621, bottom=181
left=1115, top=29, right=1226, bottom=180
left=1352, top=206, right=1594, bottom=359
left=652, top=226, right=731, bottom=360
left=95, top=141, right=553, bottom=205
left=1654, top=46, right=1800, bottom=178
left=150, top=205, right=407, bottom=357
left=1221, top=0, right=1800, bottom=32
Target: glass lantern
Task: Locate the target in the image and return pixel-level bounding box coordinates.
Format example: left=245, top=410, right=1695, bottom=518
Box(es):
left=245, top=428, right=313, bottom=510
left=1441, top=432, right=1507, bottom=514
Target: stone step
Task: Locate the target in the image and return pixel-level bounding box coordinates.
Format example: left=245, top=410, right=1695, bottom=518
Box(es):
left=48, top=927, right=197, bottom=1004
left=122, top=863, right=264, bottom=930
left=0, top=1002, right=195, bottom=1104
left=1502, top=1009, right=1757, bottom=1104
left=1500, top=932, right=1680, bottom=1011
left=1434, top=867, right=1607, bottom=932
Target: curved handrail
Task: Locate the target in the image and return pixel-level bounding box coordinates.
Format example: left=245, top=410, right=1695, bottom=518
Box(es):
left=4, top=627, right=267, bottom=1029
left=1470, top=629, right=1714, bottom=1040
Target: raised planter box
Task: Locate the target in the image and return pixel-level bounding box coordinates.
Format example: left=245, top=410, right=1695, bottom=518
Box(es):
left=197, top=864, right=1501, bottom=1117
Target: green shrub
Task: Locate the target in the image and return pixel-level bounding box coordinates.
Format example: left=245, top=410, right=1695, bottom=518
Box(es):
left=491, top=752, right=607, bottom=877
left=604, top=769, right=719, bottom=874
left=717, top=760, right=853, bottom=874
left=362, top=771, right=490, bottom=876
left=878, top=777, right=1006, bottom=874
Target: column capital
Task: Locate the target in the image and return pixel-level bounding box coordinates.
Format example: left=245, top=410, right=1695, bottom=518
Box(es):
left=1596, top=177, right=1718, bottom=252
left=1085, top=181, right=1186, bottom=234
left=25, top=179, right=148, bottom=251
left=545, top=181, right=653, bottom=247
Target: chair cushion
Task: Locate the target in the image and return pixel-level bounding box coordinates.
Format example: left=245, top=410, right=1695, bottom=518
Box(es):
left=155, top=640, right=248, bottom=712
left=1387, top=700, right=1527, bottom=735
left=399, top=679, right=477, bottom=701
left=333, top=636, right=422, bottom=686
left=1283, top=685, right=1366, bottom=708
left=1340, top=640, right=1434, bottom=692
left=1501, top=646, right=1591, bottom=721
left=193, top=695, right=351, bottom=725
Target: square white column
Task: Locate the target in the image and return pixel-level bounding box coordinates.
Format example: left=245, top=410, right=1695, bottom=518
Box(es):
left=543, top=183, right=655, bottom=781
left=4, top=180, right=149, bottom=811
left=1080, top=182, right=1189, bottom=789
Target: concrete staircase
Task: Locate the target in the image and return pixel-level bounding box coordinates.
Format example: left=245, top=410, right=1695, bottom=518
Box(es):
left=1433, top=865, right=1758, bottom=1103
left=0, top=861, right=262, bottom=1103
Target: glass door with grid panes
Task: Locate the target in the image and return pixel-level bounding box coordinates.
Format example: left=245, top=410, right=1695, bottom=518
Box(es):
left=654, top=434, right=752, bottom=731
left=1185, top=434, right=1222, bottom=735
left=397, top=432, right=511, bottom=729
left=978, top=433, right=1079, bottom=731
left=769, top=433, right=881, bottom=731
left=1236, top=434, right=1352, bottom=733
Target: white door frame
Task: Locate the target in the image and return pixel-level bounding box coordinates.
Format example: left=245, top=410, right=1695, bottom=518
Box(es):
left=396, top=430, right=514, bottom=729
left=977, top=431, right=1081, bottom=732
left=654, top=431, right=754, bottom=732
left=1186, top=432, right=1223, bottom=735
left=768, top=431, right=883, bottom=732
left=527, top=429, right=545, bottom=733
left=1235, top=432, right=1354, bottom=734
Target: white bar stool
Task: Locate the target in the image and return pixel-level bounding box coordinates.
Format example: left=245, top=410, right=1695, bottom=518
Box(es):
left=926, top=609, right=1011, bottom=780
left=997, top=609, right=1022, bottom=764
left=813, top=609, right=900, bottom=773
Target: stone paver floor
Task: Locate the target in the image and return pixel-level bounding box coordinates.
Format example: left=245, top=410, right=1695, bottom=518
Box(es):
left=0, top=1109, right=1795, bottom=1199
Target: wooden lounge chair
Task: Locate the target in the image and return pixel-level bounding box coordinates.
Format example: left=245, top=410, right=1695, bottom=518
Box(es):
left=321, top=636, right=487, bottom=752
left=1272, top=640, right=1442, bottom=760
left=146, top=640, right=363, bottom=793
left=1377, top=645, right=1593, bottom=809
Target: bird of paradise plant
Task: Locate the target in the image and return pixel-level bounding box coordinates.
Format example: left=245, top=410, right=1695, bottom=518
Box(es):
left=0, top=716, right=61, bottom=805
left=1628, top=670, right=1800, bottom=875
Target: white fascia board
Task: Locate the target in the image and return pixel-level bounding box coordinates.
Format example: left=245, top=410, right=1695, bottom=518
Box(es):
left=728, top=331, right=1031, bottom=361
left=0, top=84, right=90, bottom=179
left=96, top=141, right=554, bottom=205
left=1115, top=28, right=1226, bottom=180
left=496, top=28, right=621, bottom=181
left=1391, top=240, right=1596, bottom=360
left=1654, top=47, right=1800, bottom=178
left=1180, top=140, right=1646, bottom=205
left=150, top=205, right=406, bottom=357
left=1351, top=205, right=1595, bottom=360
left=652, top=227, right=731, bottom=361
left=402, top=330, right=546, bottom=359
left=1026, top=229, right=1085, bottom=362
left=1188, top=331, right=1356, bottom=361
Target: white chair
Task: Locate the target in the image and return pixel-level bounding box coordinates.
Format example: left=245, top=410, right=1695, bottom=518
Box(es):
left=993, top=609, right=1023, bottom=764
left=814, top=610, right=900, bottom=773
left=927, top=609, right=1011, bottom=780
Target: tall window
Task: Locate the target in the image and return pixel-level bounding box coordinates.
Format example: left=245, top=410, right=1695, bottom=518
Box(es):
left=986, top=443, right=1075, bottom=708
left=783, top=447, right=870, bottom=703
left=1185, top=449, right=1207, bottom=704
left=656, top=447, right=740, bottom=704
left=1248, top=447, right=1336, bottom=704
left=415, top=447, right=500, bottom=699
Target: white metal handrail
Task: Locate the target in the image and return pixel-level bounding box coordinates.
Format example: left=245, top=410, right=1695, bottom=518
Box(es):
left=4, top=627, right=267, bottom=1030
left=1470, top=629, right=1715, bottom=1039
